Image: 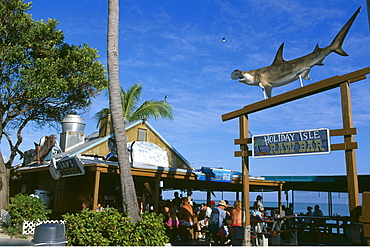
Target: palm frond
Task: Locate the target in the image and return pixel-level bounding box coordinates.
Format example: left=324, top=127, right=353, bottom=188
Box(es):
left=130, top=100, right=173, bottom=122
left=122, top=83, right=142, bottom=119
left=94, top=108, right=111, bottom=127
left=95, top=83, right=173, bottom=129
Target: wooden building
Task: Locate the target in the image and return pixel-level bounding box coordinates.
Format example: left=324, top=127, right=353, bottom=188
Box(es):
left=11, top=115, right=284, bottom=218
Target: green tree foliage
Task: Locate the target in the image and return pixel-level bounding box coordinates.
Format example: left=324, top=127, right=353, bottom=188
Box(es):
left=95, top=83, right=173, bottom=125
left=0, top=0, right=108, bottom=209
left=8, top=193, right=52, bottom=235
left=63, top=208, right=169, bottom=246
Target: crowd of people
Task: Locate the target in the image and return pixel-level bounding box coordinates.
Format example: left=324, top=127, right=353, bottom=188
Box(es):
left=88, top=191, right=326, bottom=245
left=161, top=192, right=244, bottom=245
left=83, top=191, right=326, bottom=244
left=162, top=193, right=328, bottom=245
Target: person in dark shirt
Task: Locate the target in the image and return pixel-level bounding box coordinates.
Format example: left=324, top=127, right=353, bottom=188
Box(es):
left=313, top=205, right=323, bottom=216
left=172, top=191, right=182, bottom=211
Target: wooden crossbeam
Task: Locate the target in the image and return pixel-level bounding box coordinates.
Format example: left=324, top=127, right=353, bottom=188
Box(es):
left=234, top=138, right=252, bottom=145
left=331, top=142, right=358, bottom=151
left=234, top=150, right=253, bottom=157
left=330, top=128, right=357, bottom=136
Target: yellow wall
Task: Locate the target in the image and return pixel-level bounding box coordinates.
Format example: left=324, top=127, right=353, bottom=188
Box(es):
left=82, top=120, right=191, bottom=169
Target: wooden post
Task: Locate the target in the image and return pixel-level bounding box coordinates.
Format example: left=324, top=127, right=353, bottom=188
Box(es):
left=92, top=170, right=101, bottom=212
left=278, top=184, right=283, bottom=216
left=292, top=190, right=295, bottom=213
left=340, top=81, right=360, bottom=222
left=240, top=115, right=251, bottom=246
left=328, top=192, right=333, bottom=216
left=142, top=186, right=148, bottom=212
left=154, top=176, right=160, bottom=213
left=207, top=190, right=211, bottom=205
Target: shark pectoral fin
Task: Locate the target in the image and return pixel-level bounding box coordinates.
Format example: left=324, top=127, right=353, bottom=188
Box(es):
left=316, top=58, right=325, bottom=66
left=259, top=81, right=273, bottom=98
left=264, top=85, right=273, bottom=98
left=301, top=69, right=312, bottom=80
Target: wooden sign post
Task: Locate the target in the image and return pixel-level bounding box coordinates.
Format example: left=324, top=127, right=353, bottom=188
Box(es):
left=340, top=81, right=360, bottom=221
left=222, top=67, right=370, bottom=245
left=239, top=115, right=251, bottom=246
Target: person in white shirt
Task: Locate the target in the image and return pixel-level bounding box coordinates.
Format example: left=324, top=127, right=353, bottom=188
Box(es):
left=252, top=195, right=266, bottom=217
left=196, top=203, right=212, bottom=239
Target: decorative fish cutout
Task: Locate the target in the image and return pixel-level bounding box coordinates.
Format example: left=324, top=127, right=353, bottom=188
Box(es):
left=231, top=7, right=361, bottom=99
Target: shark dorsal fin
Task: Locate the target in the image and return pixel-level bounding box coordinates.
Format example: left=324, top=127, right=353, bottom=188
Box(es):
left=272, top=43, right=285, bottom=65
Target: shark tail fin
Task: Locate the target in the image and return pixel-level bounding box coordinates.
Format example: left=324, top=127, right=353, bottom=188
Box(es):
left=329, top=6, right=361, bottom=56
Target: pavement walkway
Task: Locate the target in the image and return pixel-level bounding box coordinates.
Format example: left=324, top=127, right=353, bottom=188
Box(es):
left=0, top=234, right=32, bottom=246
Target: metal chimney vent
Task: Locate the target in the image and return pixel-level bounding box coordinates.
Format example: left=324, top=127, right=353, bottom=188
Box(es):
left=60, top=115, right=86, bottom=152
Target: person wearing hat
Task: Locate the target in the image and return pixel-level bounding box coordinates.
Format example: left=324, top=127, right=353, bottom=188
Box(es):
left=218, top=200, right=227, bottom=207
left=206, top=200, right=228, bottom=245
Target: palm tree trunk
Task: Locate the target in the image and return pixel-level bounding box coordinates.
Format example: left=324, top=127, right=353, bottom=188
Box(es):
left=107, top=0, right=141, bottom=223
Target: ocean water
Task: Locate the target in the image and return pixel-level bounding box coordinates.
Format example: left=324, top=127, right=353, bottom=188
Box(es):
left=187, top=200, right=349, bottom=216
left=262, top=201, right=349, bottom=216
left=164, top=190, right=352, bottom=216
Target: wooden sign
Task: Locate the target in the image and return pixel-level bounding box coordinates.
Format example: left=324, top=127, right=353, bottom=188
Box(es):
left=56, top=156, right=85, bottom=177
left=252, top=128, right=330, bottom=158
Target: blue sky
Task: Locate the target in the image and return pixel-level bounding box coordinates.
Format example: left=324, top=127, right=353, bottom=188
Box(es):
left=2, top=0, right=370, bottom=178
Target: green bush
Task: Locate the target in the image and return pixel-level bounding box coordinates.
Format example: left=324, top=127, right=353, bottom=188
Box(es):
left=62, top=208, right=169, bottom=246
left=127, top=211, right=169, bottom=246
left=7, top=193, right=52, bottom=235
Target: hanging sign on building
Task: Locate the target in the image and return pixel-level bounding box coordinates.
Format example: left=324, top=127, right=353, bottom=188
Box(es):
left=195, top=167, right=233, bottom=183
left=55, top=156, right=85, bottom=177
left=252, top=128, right=331, bottom=158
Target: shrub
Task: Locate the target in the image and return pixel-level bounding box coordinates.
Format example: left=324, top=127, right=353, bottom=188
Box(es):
left=127, top=211, right=168, bottom=246
left=7, top=193, right=52, bottom=235
left=62, top=208, right=132, bottom=246
left=62, top=208, right=169, bottom=246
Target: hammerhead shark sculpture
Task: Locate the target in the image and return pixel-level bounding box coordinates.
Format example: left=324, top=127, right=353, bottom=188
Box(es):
left=231, top=7, right=361, bottom=99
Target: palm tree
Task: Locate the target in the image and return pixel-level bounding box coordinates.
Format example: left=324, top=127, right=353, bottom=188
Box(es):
left=95, top=83, right=173, bottom=125
left=107, top=0, right=141, bottom=223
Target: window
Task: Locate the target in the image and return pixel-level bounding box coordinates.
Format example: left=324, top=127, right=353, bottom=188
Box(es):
left=137, top=129, right=147, bottom=141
